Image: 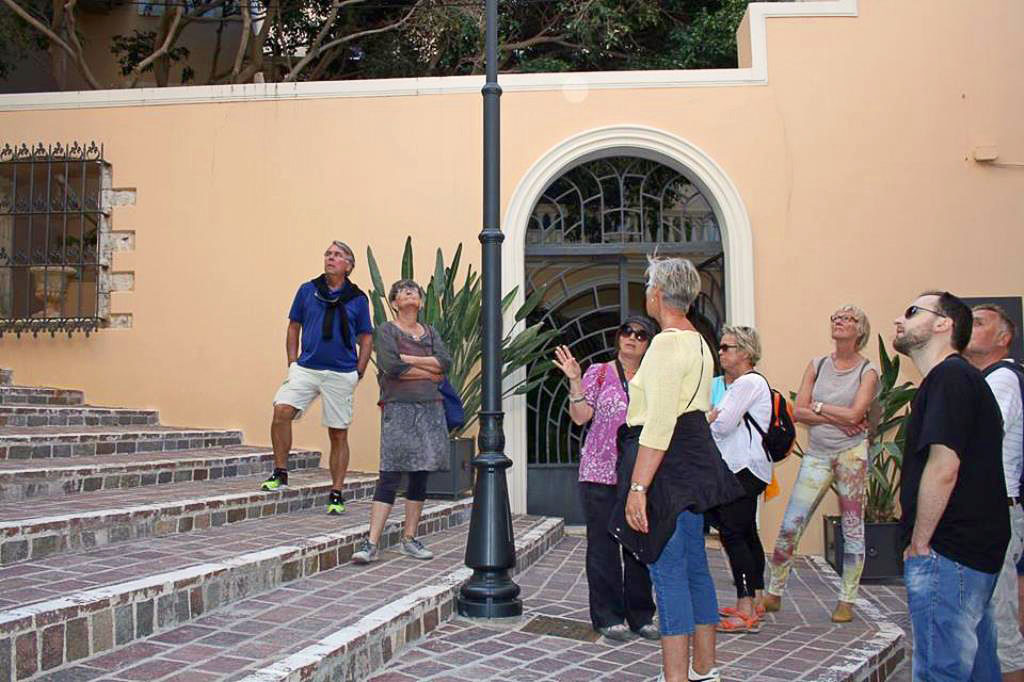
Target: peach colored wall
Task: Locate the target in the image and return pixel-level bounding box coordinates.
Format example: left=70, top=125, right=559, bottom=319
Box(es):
left=2, top=0, right=1022, bottom=555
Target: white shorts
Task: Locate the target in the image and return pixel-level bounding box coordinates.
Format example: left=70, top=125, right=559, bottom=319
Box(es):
left=995, top=503, right=1024, bottom=673
left=273, top=363, right=358, bottom=429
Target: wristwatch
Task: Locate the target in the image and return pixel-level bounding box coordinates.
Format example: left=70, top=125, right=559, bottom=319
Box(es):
left=629, top=482, right=647, bottom=493
left=812, top=401, right=824, bottom=415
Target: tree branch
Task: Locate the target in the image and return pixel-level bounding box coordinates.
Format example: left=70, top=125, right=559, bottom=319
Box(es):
left=1, top=0, right=101, bottom=88
left=126, top=2, right=184, bottom=87
left=280, top=0, right=369, bottom=82
left=231, top=0, right=251, bottom=81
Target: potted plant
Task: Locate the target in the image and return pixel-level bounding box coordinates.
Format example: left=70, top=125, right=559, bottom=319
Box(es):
left=365, top=237, right=557, bottom=498
left=822, top=335, right=917, bottom=579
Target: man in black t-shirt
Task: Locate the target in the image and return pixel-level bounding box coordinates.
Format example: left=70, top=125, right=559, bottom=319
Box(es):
left=894, top=290, right=1009, bottom=681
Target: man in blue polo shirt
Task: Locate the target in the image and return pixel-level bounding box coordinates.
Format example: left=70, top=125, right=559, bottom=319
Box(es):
left=262, top=241, right=373, bottom=515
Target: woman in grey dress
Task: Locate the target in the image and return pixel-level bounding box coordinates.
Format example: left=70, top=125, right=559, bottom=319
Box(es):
left=352, top=279, right=452, bottom=564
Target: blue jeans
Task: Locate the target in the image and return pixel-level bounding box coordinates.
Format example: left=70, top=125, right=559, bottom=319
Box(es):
left=647, top=510, right=718, bottom=636
left=904, top=549, right=1000, bottom=682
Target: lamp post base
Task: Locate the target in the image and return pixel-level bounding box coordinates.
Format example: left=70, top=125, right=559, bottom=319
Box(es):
left=457, top=569, right=523, bottom=618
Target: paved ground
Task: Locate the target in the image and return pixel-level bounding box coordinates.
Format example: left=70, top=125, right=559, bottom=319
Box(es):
left=371, top=536, right=911, bottom=682
left=28, top=517, right=557, bottom=682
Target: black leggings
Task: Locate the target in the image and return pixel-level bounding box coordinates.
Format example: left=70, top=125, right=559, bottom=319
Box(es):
left=373, top=470, right=429, bottom=504
left=705, top=468, right=768, bottom=599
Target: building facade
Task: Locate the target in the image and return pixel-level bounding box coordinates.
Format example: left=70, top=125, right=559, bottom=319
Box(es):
left=1, top=0, right=1022, bottom=553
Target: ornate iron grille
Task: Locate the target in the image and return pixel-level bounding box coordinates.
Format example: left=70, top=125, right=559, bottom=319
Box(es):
left=0, top=142, right=109, bottom=337
left=524, top=156, right=725, bottom=468
left=527, top=156, right=720, bottom=248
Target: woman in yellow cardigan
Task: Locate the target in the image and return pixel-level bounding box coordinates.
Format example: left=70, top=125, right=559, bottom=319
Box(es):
left=619, top=257, right=743, bottom=682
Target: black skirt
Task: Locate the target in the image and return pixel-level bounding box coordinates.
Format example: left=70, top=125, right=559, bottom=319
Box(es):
left=609, top=411, right=744, bottom=564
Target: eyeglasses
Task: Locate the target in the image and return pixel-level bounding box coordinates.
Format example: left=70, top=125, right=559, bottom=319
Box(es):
left=830, top=314, right=857, bottom=324
left=718, top=344, right=738, bottom=352
left=904, top=305, right=947, bottom=320
left=619, top=325, right=650, bottom=342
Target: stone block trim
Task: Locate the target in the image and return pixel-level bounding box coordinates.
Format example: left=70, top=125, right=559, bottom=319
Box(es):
left=0, top=499, right=474, bottom=680
left=0, top=388, right=84, bottom=407
left=0, top=406, right=159, bottom=428
left=241, top=516, right=564, bottom=682
left=0, top=427, right=244, bottom=460
left=0, top=472, right=379, bottom=566
left=0, top=447, right=321, bottom=502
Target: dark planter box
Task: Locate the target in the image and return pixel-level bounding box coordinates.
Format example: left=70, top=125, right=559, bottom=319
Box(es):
left=424, top=437, right=475, bottom=499
left=823, top=515, right=904, bottom=580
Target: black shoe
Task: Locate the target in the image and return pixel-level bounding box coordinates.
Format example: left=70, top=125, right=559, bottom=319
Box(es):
left=327, top=490, right=346, bottom=515
left=261, top=468, right=288, bottom=491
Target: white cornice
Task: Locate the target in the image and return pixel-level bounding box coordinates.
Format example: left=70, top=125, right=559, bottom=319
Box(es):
left=0, top=0, right=857, bottom=112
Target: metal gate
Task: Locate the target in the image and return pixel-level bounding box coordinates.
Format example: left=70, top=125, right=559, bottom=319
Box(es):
left=523, top=156, right=725, bottom=523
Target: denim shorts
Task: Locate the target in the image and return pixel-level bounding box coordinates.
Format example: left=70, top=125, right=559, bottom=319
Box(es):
left=904, top=549, right=999, bottom=681
left=647, top=510, right=719, bottom=636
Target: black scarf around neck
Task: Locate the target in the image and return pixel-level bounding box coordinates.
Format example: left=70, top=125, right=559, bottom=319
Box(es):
left=311, top=274, right=366, bottom=350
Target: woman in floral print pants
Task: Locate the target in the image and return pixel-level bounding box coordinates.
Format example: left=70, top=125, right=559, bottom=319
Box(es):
left=763, top=305, right=879, bottom=623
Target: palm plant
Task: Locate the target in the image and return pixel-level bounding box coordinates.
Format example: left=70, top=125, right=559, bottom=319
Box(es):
left=865, top=335, right=917, bottom=522
left=365, top=237, right=557, bottom=437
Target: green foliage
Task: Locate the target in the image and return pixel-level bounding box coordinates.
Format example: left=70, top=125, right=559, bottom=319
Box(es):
left=865, top=335, right=916, bottom=522
left=365, top=237, right=558, bottom=437
left=0, top=1, right=49, bottom=80
left=111, top=30, right=193, bottom=81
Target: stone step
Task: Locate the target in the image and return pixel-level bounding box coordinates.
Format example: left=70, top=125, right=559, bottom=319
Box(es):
left=0, top=426, right=244, bottom=460
left=0, top=498, right=467, bottom=611
left=0, top=500, right=484, bottom=680
left=0, top=405, right=159, bottom=429
left=0, top=387, right=84, bottom=407
left=9, top=514, right=563, bottom=682
left=0, top=446, right=322, bottom=502
left=0, top=470, right=379, bottom=567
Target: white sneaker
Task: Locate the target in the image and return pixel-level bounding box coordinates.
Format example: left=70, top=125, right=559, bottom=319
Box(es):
left=400, top=536, right=434, bottom=560
left=688, top=663, right=721, bottom=682
left=352, top=539, right=379, bottom=564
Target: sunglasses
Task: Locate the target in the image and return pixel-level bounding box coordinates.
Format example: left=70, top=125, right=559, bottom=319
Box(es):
left=619, top=325, right=650, bottom=342
left=718, top=343, right=738, bottom=352
left=904, top=305, right=947, bottom=320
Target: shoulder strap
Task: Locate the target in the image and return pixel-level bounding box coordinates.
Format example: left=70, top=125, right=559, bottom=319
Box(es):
left=815, top=356, right=827, bottom=380
left=742, top=371, right=771, bottom=436
left=683, top=336, right=706, bottom=412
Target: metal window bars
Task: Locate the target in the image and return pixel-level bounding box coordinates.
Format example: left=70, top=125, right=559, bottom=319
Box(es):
left=0, top=142, right=109, bottom=337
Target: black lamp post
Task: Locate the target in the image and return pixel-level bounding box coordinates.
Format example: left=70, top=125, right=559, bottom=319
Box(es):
left=456, top=0, right=522, bottom=619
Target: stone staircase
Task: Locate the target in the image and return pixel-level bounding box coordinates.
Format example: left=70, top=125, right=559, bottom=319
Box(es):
left=0, top=371, right=562, bottom=681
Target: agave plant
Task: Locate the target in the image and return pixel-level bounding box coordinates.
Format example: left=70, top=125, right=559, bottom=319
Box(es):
left=365, top=237, right=558, bottom=437
left=865, top=335, right=917, bottom=522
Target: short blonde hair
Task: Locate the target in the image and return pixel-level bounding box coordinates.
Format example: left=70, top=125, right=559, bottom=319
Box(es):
left=721, top=325, right=762, bottom=365
left=645, top=257, right=701, bottom=313
left=834, top=304, right=871, bottom=351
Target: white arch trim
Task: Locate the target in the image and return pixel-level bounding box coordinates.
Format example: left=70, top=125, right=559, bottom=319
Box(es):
left=0, top=1, right=856, bottom=111
left=501, top=125, right=756, bottom=513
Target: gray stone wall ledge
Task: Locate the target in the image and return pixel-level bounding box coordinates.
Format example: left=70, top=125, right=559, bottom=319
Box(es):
left=0, top=448, right=322, bottom=502
left=0, top=406, right=160, bottom=428
left=0, top=429, right=246, bottom=459
left=0, top=388, right=85, bottom=406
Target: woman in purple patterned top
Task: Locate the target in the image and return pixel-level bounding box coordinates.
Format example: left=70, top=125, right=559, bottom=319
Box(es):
left=553, top=315, right=660, bottom=642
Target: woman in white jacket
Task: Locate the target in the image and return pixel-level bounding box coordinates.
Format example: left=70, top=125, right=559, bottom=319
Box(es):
left=707, top=326, right=773, bottom=634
